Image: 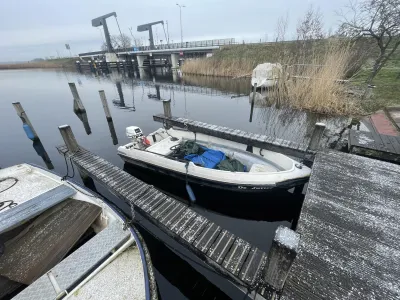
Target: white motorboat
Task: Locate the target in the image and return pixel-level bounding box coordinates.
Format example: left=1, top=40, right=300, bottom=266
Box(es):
left=0, top=163, right=156, bottom=300
left=118, top=126, right=311, bottom=193
left=251, top=62, right=282, bottom=88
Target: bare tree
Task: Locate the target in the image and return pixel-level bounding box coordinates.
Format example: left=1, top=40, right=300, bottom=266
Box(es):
left=128, top=27, right=144, bottom=46
left=339, top=0, right=400, bottom=83
left=101, top=34, right=132, bottom=51
left=297, top=5, right=325, bottom=41
left=275, top=13, right=289, bottom=42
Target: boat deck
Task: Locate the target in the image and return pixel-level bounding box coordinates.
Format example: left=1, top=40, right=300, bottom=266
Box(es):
left=57, top=145, right=270, bottom=297
left=281, top=150, right=400, bottom=299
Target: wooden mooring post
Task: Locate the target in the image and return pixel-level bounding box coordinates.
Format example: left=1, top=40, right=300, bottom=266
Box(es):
left=264, top=226, right=300, bottom=297
left=58, top=125, right=79, bottom=153
left=12, top=102, right=39, bottom=141
left=68, top=82, right=86, bottom=113
left=308, top=122, right=326, bottom=151
left=249, top=83, right=257, bottom=122
left=58, top=124, right=89, bottom=181
left=99, top=90, right=113, bottom=122
left=163, top=99, right=172, bottom=129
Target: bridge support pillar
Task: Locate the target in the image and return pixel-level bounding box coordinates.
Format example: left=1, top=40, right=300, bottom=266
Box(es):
left=136, top=55, right=146, bottom=68
left=105, top=53, right=117, bottom=63
left=171, top=53, right=179, bottom=69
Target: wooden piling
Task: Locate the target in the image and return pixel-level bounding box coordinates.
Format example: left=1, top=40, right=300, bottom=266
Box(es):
left=264, top=226, right=300, bottom=293
left=58, top=125, right=79, bottom=153
left=249, top=83, right=257, bottom=122
left=68, top=83, right=86, bottom=113
left=163, top=99, right=172, bottom=118
left=12, top=102, right=39, bottom=141
left=99, top=90, right=113, bottom=122
left=308, top=123, right=326, bottom=151
left=107, top=120, right=118, bottom=145
left=163, top=99, right=172, bottom=129
left=74, top=110, right=92, bottom=135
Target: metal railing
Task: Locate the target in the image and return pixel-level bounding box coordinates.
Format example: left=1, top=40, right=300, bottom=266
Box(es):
left=79, top=38, right=235, bottom=57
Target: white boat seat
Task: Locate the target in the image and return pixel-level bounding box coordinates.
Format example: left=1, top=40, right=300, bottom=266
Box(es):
left=0, top=185, right=76, bottom=235
left=249, top=163, right=279, bottom=173
left=14, top=221, right=130, bottom=300
left=146, top=136, right=181, bottom=156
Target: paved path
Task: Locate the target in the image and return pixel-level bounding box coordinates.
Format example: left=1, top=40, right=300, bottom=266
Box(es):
left=369, top=110, right=399, bottom=136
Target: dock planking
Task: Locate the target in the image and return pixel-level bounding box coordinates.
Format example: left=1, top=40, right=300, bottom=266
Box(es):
left=348, top=129, right=400, bottom=163
left=281, top=150, right=400, bottom=300
left=153, top=114, right=316, bottom=160
left=56, top=145, right=268, bottom=293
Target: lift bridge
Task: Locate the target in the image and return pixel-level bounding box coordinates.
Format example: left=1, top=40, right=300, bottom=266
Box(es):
left=83, top=13, right=234, bottom=68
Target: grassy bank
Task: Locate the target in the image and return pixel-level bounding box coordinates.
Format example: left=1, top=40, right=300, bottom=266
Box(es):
left=182, top=41, right=399, bottom=115
left=0, top=58, right=77, bottom=70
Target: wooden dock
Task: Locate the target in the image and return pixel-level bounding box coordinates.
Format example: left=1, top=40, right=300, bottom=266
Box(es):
left=56, top=144, right=270, bottom=296
left=281, top=150, right=400, bottom=299
left=385, top=106, right=400, bottom=131
left=348, top=129, right=400, bottom=163
left=153, top=114, right=326, bottom=161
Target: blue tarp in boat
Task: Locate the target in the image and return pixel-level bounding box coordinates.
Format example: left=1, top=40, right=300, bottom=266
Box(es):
left=184, top=149, right=226, bottom=169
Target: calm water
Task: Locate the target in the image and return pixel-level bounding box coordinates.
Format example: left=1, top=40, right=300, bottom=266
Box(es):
left=0, top=68, right=347, bottom=299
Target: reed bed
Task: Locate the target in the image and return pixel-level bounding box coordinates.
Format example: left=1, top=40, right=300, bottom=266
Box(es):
left=270, top=44, right=363, bottom=115
left=183, top=41, right=364, bottom=115
left=0, top=59, right=76, bottom=70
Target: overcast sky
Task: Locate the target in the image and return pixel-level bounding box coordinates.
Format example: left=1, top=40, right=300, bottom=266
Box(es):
left=0, top=0, right=350, bottom=61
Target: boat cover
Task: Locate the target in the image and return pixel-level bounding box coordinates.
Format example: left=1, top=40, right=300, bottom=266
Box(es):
left=185, top=149, right=226, bottom=169
left=180, top=141, right=246, bottom=171
left=217, top=158, right=247, bottom=172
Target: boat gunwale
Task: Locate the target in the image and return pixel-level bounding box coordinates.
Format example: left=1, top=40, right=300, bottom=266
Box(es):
left=118, top=141, right=311, bottom=179
left=118, top=151, right=310, bottom=191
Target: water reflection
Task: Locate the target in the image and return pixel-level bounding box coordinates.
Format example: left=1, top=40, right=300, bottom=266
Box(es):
left=137, top=224, right=231, bottom=300
left=74, top=110, right=91, bottom=135
left=116, top=82, right=124, bottom=106
left=32, top=140, right=54, bottom=170
left=182, top=75, right=249, bottom=97
left=254, top=103, right=349, bottom=147
left=112, top=82, right=136, bottom=111
left=107, top=120, right=118, bottom=145
left=147, top=84, right=162, bottom=100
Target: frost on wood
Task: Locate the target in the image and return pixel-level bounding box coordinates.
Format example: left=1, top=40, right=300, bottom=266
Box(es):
left=275, top=226, right=300, bottom=251
left=358, top=133, right=375, bottom=145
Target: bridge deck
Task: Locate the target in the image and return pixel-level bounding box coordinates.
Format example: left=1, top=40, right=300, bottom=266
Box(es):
left=56, top=145, right=268, bottom=295
left=281, top=150, right=400, bottom=299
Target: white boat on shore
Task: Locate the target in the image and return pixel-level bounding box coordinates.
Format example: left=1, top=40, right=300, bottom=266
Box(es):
left=251, top=63, right=283, bottom=88
left=0, top=164, right=157, bottom=300
left=118, top=126, right=311, bottom=193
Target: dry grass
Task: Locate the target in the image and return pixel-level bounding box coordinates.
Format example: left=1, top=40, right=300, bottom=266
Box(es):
left=181, top=43, right=290, bottom=77
left=182, top=58, right=254, bottom=77
left=269, top=43, right=363, bottom=115
left=0, top=58, right=76, bottom=70
left=183, top=41, right=364, bottom=115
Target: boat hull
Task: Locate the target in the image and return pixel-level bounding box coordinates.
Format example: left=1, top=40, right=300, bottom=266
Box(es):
left=119, top=152, right=308, bottom=193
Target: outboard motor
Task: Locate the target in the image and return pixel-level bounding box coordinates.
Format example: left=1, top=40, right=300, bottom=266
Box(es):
left=126, top=126, right=150, bottom=149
